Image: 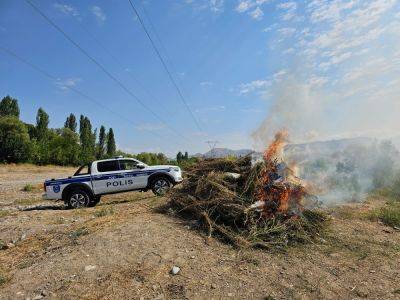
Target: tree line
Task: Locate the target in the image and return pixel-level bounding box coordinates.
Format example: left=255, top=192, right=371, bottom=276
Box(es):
left=0, top=95, right=116, bottom=165
left=0, top=95, right=198, bottom=167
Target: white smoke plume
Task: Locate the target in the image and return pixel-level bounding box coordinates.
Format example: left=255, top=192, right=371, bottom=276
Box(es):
left=250, top=0, right=400, bottom=204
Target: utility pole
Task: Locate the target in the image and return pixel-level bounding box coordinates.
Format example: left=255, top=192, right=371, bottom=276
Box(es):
left=205, top=140, right=219, bottom=151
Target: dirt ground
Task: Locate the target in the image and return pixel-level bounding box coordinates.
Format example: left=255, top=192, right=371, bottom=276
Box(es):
left=0, top=164, right=399, bottom=300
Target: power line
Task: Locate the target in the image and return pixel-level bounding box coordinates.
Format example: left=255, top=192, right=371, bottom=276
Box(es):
left=0, top=45, right=165, bottom=139
left=127, top=0, right=203, bottom=132
left=205, top=141, right=219, bottom=151
left=24, top=0, right=190, bottom=143
left=67, top=13, right=172, bottom=116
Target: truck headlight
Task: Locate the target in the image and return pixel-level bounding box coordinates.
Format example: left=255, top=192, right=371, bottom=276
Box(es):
left=171, top=167, right=180, bottom=172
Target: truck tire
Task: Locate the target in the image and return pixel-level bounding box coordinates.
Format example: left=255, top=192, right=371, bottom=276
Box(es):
left=66, top=188, right=91, bottom=209
left=151, top=177, right=171, bottom=196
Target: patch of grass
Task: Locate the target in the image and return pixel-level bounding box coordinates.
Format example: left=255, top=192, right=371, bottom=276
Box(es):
left=370, top=187, right=400, bottom=202
left=22, top=184, right=37, bottom=192
left=94, top=207, right=115, bottom=218
left=0, top=239, right=6, bottom=250
left=0, top=272, right=7, bottom=286
left=69, top=227, right=89, bottom=239
left=0, top=210, right=10, bottom=218
left=368, top=202, right=400, bottom=228
left=332, top=206, right=357, bottom=220
left=17, top=260, right=33, bottom=269
left=379, top=205, right=400, bottom=228
left=240, top=252, right=261, bottom=266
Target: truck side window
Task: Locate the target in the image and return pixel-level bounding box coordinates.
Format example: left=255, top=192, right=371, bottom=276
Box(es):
left=97, top=160, right=120, bottom=172
left=74, top=164, right=90, bottom=176
left=119, top=160, right=138, bottom=170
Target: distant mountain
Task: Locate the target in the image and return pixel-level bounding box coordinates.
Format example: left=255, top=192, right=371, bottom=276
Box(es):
left=201, top=148, right=255, bottom=159
left=196, top=136, right=400, bottom=160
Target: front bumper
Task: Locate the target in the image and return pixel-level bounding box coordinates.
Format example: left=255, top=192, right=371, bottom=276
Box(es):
left=173, top=176, right=183, bottom=184
left=42, top=193, right=57, bottom=200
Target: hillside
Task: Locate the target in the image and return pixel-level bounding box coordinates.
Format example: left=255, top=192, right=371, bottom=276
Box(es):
left=201, top=148, right=255, bottom=158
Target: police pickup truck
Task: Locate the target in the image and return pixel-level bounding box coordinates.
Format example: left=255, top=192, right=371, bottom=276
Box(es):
left=43, top=157, right=182, bottom=208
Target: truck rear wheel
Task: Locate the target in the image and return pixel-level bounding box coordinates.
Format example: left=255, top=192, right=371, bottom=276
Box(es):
left=67, top=189, right=91, bottom=209
left=151, top=177, right=171, bottom=196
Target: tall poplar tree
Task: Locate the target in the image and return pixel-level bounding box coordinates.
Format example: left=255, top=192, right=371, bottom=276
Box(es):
left=64, top=113, right=77, bottom=132
left=106, top=128, right=116, bottom=157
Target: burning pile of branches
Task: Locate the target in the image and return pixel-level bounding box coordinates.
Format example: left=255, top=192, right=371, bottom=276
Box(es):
left=167, top=131, right=329, bottom=249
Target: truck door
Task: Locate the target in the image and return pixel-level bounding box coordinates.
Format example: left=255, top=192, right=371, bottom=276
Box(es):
left=91, top=160, right=124, bottom=194
left=118, top=159, right=147, bottom=191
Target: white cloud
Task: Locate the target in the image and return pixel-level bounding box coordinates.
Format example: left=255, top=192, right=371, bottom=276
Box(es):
left=185, top=0, right=225, bottom=13
left=272, top=69, right=287, bottom=80
left=263, top=23, right=276, bottom=32
left=235, top=0, right=271, bottom=19
left=55, top=77, right=82, bottom=90
left=250, top=7, right=264, bottom=20
left=278, top=27, right=296, bottom=36
left=238, top=79, right=271, bottom=94
left=283, top=47, right=295, bottom=54
left=236, top=0, right=252, bottom=12
left=200, top=81, right=213, bottom=86
left=277, top=1, right=297, bottom=20
left=236, top=0, right=270, bottom=12
left=54, top=3, right=79, bottom=17
left=91, top=6, right=106, bottom=23
left=210, top=0, right=224, bottom=12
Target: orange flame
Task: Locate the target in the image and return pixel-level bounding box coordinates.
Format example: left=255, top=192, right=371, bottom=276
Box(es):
left=264, top=130, right=288, bottom=162
left=255, top=130, right=306, bottom=217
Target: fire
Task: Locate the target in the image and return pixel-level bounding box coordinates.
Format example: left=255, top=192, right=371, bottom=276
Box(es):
left=254, top=130, right=307, bottom=217
left=263, top=130, right=288, bottom=161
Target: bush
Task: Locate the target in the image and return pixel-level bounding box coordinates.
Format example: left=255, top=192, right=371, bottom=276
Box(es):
left=22, top=184, right=35, bottom=192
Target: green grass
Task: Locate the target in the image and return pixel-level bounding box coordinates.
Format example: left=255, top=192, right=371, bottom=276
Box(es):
left=22, top=184, right=38, bottom=192
left=379, top=205, right=400, bottom=228
left=0, top=210, right=10, bottom=218
left=94, top=207, right=115, bottom=218
left=368, top=201, right=400, bottom=228
left=0, top=239, right=6, bottom=250
left=0, top=273, right=7, bottom=286
left=69, top=227, right=89, bottom=239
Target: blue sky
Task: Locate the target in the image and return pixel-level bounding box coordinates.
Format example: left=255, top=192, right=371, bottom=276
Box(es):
left=1, top=0, right=399, bottom=156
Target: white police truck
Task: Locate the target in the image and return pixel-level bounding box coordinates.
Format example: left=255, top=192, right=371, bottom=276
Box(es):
left=43, top=157, right=183, bottom=208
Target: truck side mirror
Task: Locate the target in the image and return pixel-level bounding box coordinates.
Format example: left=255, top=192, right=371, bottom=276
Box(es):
left=137, top=163, right=145, bottom=169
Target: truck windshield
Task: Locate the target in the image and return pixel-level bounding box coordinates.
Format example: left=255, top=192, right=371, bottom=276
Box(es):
left=74, top=164, right=90, bottom=176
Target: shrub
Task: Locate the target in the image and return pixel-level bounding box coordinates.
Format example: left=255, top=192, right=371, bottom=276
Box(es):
left=22, top=184, right=35, bottom=192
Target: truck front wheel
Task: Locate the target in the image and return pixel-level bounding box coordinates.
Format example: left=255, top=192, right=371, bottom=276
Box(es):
left=67, top=189, right=91, bottom=209
left=151, top=177, right=171, bottom=196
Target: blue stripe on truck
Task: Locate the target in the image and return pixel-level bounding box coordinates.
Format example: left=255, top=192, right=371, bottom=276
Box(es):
left=45, top=169, right=170, bottom=186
